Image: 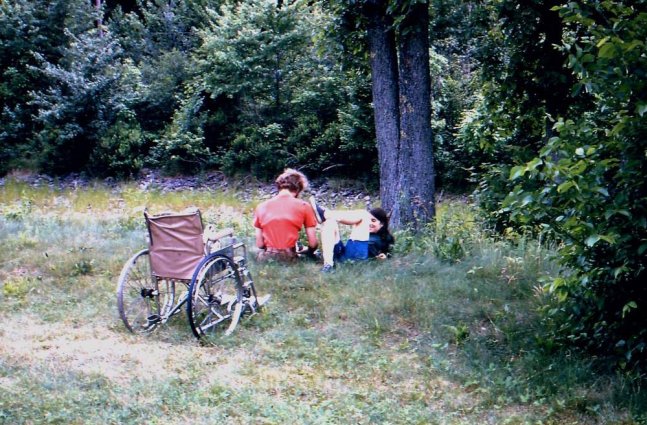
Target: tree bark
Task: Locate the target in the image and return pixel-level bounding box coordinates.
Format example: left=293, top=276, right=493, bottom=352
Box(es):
left=361, top=0, right=435, bottom=230
left=95, top=0, right=103, bottom=35
left=395, top=2, right=435, bottom=230
left=364, top=0, right=400, bottom=220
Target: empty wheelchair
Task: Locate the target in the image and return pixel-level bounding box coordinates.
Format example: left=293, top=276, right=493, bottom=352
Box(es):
left=116, top=208, right=269, bottom=338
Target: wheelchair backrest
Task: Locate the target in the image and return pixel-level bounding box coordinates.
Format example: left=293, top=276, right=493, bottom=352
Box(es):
left=145, top=209, right=204, bottom=280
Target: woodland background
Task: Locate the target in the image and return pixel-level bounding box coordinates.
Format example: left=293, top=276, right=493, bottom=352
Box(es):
left=1, top=0, right=646, bottom=380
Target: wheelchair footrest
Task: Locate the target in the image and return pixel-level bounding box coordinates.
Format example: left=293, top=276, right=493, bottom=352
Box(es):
left=256, top=294, right=271, bottom=307
left=219, top=293, right=237, bottom=307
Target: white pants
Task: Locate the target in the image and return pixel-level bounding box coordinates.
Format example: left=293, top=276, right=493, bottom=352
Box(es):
left=320, top=210, right=373, bottom=266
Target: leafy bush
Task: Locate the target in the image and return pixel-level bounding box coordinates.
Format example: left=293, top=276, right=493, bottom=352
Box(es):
left=501, top=2, right=647, bottom=369
left=0, top=0, right=97, bottom=175
left=177, top=0, right=376, bottom=180
left=2, top=197, right=33, bottom=221
left=220, top=124, right=287, bottom=179
left=88, top=110, right=145, bottom=178
left=2, top=276, right=35, bottom=298
left=30, top=29, right=138, bottom=175
left=148, top=126, right=211, bottom=175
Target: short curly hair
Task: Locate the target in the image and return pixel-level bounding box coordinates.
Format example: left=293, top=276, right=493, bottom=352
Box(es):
left=275, top=168, right=309, bottom=194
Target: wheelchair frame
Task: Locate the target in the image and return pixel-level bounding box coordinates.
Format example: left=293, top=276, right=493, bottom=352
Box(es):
left=116, top=209, right=268, bottom=339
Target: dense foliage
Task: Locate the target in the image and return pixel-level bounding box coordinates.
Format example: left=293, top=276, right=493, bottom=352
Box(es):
left=0, top=1, right=98, bottom=174
left=184, top=1, right=375, bottom=179
left=468, top=0, right=646, bottom=369
left=1, top=0, right=377, bottom=180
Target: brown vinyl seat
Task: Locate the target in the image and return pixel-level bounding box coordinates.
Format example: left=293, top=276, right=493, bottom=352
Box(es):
left=145, top=209, right=205, bottom=281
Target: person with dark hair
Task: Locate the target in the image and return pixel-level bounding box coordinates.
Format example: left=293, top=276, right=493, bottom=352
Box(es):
left=253, top=168, right=318, bottom=262
left=309, top=197, right=395, bottom=272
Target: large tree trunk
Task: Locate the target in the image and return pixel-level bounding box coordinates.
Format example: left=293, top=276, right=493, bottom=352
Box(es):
left=395, top=2, right=435, bottom=230
left=364, top=0, right=400, bottom=219
left=361, top=0, right=435, bottom=230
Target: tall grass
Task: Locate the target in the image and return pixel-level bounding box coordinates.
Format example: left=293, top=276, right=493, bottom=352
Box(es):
left=1, top=181, right=645, bottom=424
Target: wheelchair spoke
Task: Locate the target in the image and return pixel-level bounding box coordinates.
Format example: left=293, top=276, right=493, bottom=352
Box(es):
left=117, top=250, right=176, bottom=334
left=187, top=254, right=244, bottom=339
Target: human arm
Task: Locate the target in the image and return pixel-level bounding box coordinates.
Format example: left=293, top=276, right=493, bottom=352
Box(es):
left=255, top=227, right=265, bottom=250
left=296, top=226, right=319, bottom=256
left=305, top=226, right=318, bottom=251
left=253, top=206, right=266, bottom=250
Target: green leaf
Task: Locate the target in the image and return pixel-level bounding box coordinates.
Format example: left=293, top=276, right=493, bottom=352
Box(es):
left=509, top=165, right=526, bottom=180
left=585, top=235, right=600, bottom=247
left=569, top=160, right=587, bottom=175
left=604, top=209, right=631, bottom=220
left=595, top=187, right=609, bottom=197
left=610, top=121, right=626, bottom=136
left=622, top=301, right=637, bottom=318
left=598, top=43, right=616, bottom=59
left=624, top=40, right=643, bottom=53
left=557, top=181, right=575, bottom=193
left=599, top=234, right=617, bottom=244
left=521, top=194, right=534, bottom=207
left=637, top=103, right=647, bottom=117
left=596, top=36, right=610, bottom=48
left=527, top=157, right=543, bottom=170
left=581, top=53, right=595, bottom=63
left=638, top=243, right=647, bottom=255
left=540, top=144, right=554, bottom=157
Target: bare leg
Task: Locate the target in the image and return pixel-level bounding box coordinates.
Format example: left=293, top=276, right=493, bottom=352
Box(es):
left=320, top=218, right=340, bottom=266
left=326, top=210, right=371, bottom=241
left=320, top=210, right=372, bottom=266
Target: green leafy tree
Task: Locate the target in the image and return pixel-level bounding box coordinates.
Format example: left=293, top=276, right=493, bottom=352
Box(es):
left=30, top=29, right=140, bottom=176
left=428, top=0, right=486, bottom=192
left=106, top=0, right=210, bottom=137
left=0, top=0, right=97, bottom=174
left=462, top=0, right=581, bottom=231
left=502, top=1, right=647, bottom=368
left=159, top=0, right=375, bottom=178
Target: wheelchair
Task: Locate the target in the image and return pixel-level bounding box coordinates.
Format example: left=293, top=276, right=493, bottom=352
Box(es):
left=116, top=208, right=269, bottom=339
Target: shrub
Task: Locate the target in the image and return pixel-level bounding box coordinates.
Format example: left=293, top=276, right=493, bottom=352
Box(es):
left=501, top=2, right=647, bottom=370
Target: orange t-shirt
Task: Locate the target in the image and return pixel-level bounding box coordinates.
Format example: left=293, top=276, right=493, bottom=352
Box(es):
left=253, top=193, right=317, bottom=249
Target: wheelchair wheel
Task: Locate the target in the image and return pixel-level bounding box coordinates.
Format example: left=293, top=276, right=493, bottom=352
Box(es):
left=117, top=249, right=176, bottom=334
left=187, top=254, right=244, bottom=339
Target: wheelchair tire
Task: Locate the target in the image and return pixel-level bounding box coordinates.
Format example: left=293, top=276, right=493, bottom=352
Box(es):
left=116, top=249, right=175, bottom=334
left=187, top=254, right=244, bottom=339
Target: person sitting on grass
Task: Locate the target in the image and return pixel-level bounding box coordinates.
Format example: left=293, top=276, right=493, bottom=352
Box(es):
left=253, top=168, right=319, bottom=262
left=309, top=196, right=394, bottom=273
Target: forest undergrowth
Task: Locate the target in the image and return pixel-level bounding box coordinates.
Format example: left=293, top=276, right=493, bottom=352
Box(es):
left=0, top=177, right=645, bottom=424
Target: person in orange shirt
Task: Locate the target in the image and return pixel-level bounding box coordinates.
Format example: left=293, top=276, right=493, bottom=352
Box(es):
left=253, top=168, right=319, bottom=262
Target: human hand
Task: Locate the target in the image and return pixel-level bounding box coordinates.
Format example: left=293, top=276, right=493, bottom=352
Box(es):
left=297, top=246, right=320, bottom=260
left=376, top=253, right=387, bottom=260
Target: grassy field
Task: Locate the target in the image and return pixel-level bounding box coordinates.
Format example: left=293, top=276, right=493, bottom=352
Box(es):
left=0, top=178, right=645, bottom=424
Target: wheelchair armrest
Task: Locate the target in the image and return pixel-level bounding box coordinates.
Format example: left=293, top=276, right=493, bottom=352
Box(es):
left=203, top=225, right=234, bottom=244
